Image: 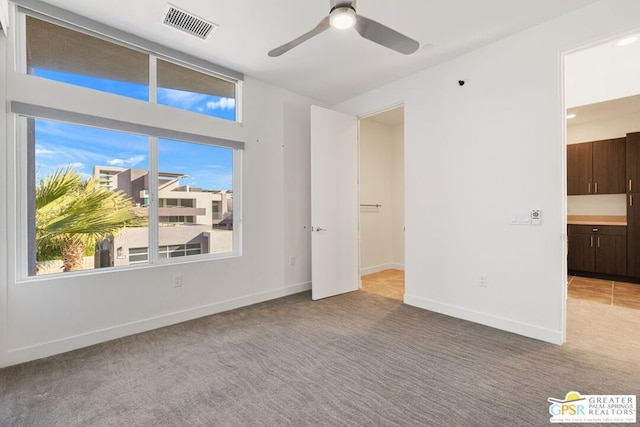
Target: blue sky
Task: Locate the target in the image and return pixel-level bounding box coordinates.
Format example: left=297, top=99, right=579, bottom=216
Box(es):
left=33, top=69, right=234, bottom=190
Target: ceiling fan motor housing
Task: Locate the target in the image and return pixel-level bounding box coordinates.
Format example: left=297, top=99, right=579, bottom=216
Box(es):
left=330, top=0, right=356, bottom=11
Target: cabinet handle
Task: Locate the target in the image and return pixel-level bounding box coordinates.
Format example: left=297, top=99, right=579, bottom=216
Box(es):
left=597, top=237, right=600, bottom=248
left=631, top=194, right=634, bottom=207
left=590, top=236, right=594, bottom=247
left=592, top=228, right=598, bottom=232
left=588, top=183, right=591, bottom=193
left=594, top=182, right=598, bottom=193
left=630, top=179, right=633, bottom=192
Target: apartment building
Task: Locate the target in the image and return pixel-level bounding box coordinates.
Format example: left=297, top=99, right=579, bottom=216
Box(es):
left=93, top=166, right=233, bottom=268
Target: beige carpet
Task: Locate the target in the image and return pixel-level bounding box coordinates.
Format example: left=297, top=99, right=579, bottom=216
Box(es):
left=1, top=291, right=638, bottom=426
left=565, top=297, right=640, bottom=365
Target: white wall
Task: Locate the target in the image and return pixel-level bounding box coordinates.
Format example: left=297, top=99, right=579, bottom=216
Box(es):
left=335, top=0, right=640, bottom=344
left=565, top=33, right=640, bottom=108
left=359, top=118, right=404, bottom=274
left=0, top=37, right=316, bottom=366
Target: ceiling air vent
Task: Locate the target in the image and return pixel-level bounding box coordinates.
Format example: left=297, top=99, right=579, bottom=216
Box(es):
left=162, top=4, right=217, bottom=40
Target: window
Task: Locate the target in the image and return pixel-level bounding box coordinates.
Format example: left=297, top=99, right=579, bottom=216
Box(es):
left=26, top=16, right=150, bottom=101
left=158, top=138, right=234, bottom=255
left=159, top=244, right=202, bottom=259
left=129, top=244, right=202, bottom=265
left=25, top=15, right=237, bottom=121
left=29, top=119, right=150, bottom=276
left=157, top=59, right=236, bottom=121
left=165, top=216, right=195, bottom=223
left=22, top=115, right=240, bottom=276
left=129, top=247, right=149, bottom=264
left=15, top=8, right=244, bottom=278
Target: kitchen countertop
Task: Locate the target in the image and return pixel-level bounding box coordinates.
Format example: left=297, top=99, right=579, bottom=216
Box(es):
left=567, top=215, right=627, bottom=226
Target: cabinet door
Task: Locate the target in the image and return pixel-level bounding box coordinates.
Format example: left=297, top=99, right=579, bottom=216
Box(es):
left=567, top=143, right=592, bottom=195
left=592, top=138, right=626, bottom=194
left=595, top=234, right=626, bottom=275
left=628, top=194, right=640, bottom=278
left=627, top=132, right=640, bottom=193
left=567, top=233, right=595, bottom=272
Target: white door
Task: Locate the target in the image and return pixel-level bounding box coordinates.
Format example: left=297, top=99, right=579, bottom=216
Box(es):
left=311, top=105, right=359, bottom=300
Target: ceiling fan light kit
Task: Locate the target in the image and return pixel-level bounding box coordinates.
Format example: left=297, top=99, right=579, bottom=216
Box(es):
left=268, top=0, right=419, bottom=57
left=329, top=7, right=356, bottom=29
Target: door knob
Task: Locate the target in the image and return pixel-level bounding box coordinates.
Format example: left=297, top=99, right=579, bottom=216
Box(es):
left=312, top=226, right=327, bottom=232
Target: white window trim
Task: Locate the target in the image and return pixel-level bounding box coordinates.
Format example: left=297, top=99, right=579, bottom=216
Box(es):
left=8, top=4, right=245, bottom=281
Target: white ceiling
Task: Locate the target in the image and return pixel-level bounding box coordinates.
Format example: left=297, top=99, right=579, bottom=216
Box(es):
left=39, top=0, right=601, bottom=105
left=567, top=94, right=640, bottom=126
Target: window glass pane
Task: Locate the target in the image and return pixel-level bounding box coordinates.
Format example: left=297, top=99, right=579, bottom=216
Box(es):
left=157, top=59, right=236, bottom=121
left=158, top=138, right=233, bottom=257
left=26, top=16, right=149, bottom=101
left=30, top=119, right=149, bottom=276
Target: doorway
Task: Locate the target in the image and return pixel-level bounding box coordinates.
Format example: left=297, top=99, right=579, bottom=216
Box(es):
left=563, top=32, right=640, bottom=349
left=358, top=106, right=405, bottom=301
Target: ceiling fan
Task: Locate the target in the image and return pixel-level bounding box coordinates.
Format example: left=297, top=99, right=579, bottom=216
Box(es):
left=268, top=0, right=419, bottom=57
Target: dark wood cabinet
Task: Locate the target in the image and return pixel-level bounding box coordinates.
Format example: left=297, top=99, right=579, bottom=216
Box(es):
left=568, top=225, right=627, bottom=276
left=627, top=132, right=640, bottom=193
left=567, top=231, right=596, bottom=271
left=567, top=138, right=626, bottom=195
left=626, top=132, right=640, bottom=278
left=628, top=193, right=640, bottom=278
left=595, top=234, right=627, bottom=275
left=567, top=143, right=592, bottom=195
left=592, top=138, right=626, bottom=194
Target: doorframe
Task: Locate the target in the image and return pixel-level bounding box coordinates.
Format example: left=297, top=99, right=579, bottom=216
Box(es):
left=560, top=28, right=640, bottom=344
left=357, top=102, right=406, bottom=292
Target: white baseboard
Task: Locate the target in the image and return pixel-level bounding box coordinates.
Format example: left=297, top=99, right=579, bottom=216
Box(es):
left=403, top=294, right=563, bottom=345
left=3, top=282, right=312, bottom=367
left=360, top=262, right=405, bottom=276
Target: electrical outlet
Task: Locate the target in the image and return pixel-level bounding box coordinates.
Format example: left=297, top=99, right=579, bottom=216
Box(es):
left=479, top=274, right=488, bottom=287
left=173, top=273, right=182, bottom=288
left=289, top=256, right=295, bottom=266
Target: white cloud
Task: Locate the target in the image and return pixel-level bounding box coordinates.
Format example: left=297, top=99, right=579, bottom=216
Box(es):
left=158, top=89, right=208, bottom=108
left=206, top=98, right=236, bottom=110
left=69, top=162, right=85, bottom=170
left=35, top=147, right=56, bottom=156
left=107, top=155, right=146, bottom=167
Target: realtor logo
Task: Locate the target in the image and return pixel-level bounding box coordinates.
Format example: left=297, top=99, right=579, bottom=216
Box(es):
left=548, top=391, right=636, bottom=423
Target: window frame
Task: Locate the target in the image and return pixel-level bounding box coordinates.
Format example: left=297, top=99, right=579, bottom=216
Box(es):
left=20, top=11, right=242, bottom=122
left=9, top=4, right=245, bottom=281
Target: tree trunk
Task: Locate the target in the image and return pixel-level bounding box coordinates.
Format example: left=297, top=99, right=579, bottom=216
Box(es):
left=62, top=237, right=85, bottom=272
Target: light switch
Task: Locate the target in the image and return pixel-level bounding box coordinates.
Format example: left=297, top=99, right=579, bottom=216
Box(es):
left=510, top=210, right=531, bottom=225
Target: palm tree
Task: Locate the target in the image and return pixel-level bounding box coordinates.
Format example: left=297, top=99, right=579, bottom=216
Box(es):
left=36, top=167, right=144, bottom=272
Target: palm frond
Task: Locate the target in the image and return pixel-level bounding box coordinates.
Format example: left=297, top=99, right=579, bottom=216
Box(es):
left=36, top=168, right=145, bottom=255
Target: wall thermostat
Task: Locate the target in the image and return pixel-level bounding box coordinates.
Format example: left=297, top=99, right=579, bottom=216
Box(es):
left=531, top=209, right=541, bottom=225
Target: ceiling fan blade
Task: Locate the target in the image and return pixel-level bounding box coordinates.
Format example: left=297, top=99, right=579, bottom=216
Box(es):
left=268, top=16, right=331, bottom=57
left=355, top=15, right=419, bottom=55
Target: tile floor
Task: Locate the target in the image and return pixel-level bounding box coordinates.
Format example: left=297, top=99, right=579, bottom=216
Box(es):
left=568, top=275, right=640, bottom=310
left=360, top=269, right=404, bottom=301
left=362, top=270, right=640, bottom=311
